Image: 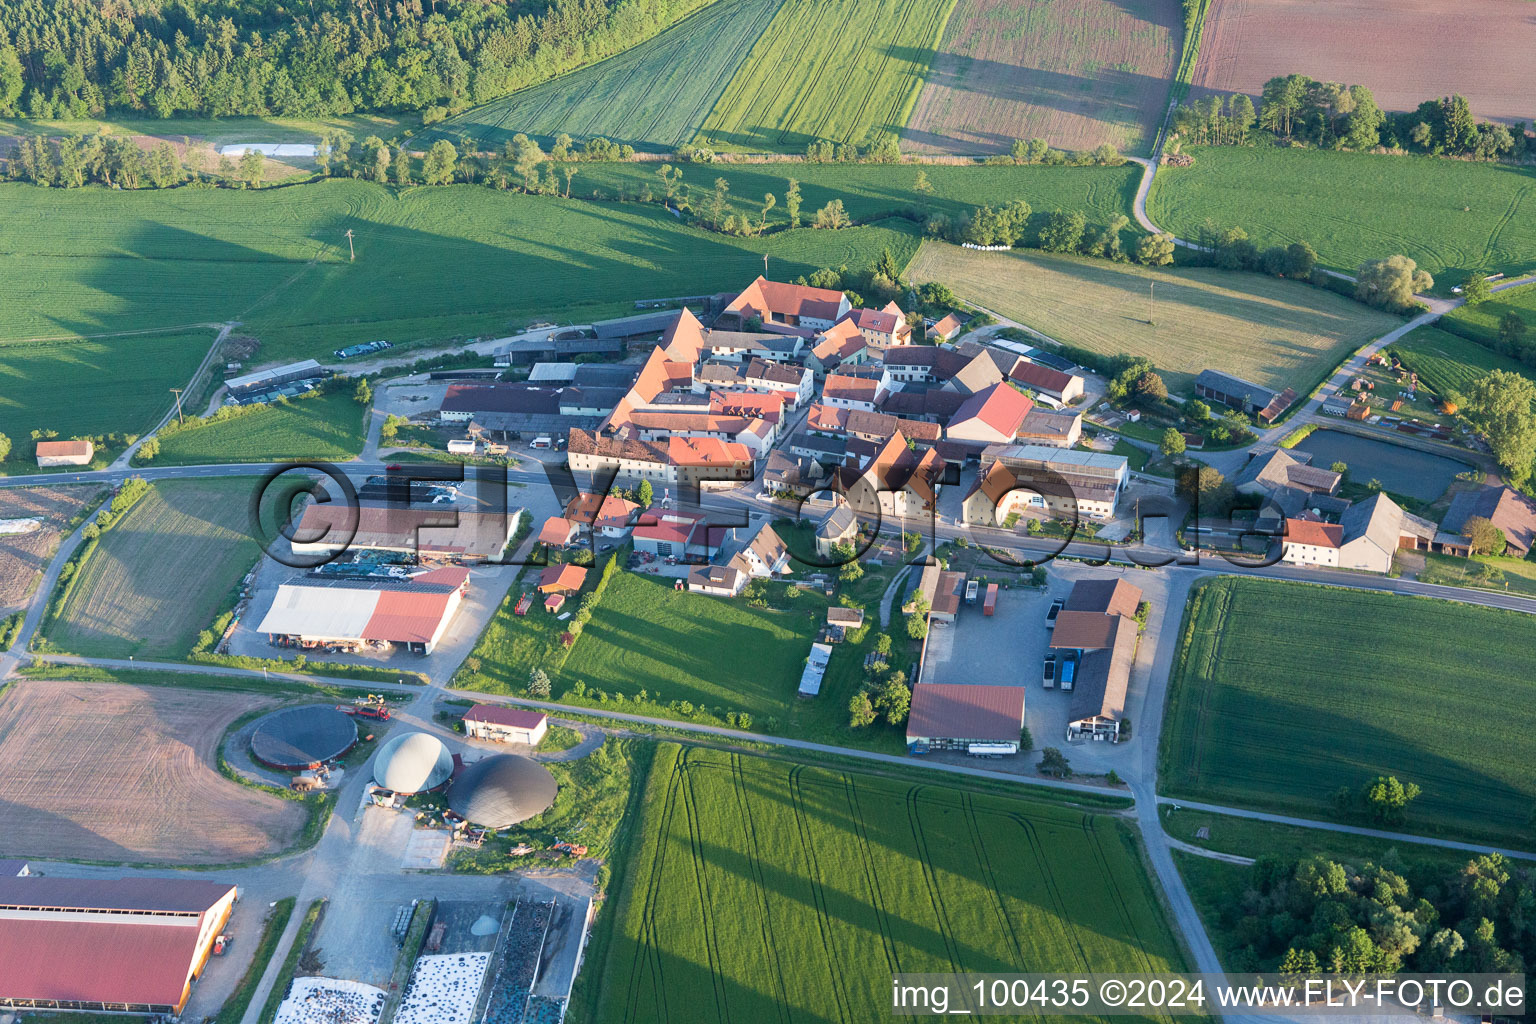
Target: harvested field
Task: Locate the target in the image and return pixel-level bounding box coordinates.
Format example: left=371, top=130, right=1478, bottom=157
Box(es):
left=591, top=744, right=1185, bottom=1024
left=905, top=0, right=1180, bottom=155
left=0, top=679, right=305, bottom=864
left=44, top=477, right=263, bottom=658
left=1190, top=0, right=1536, bottom=126
left=431, top=0, right=785, bottom=150
left=696, top=0, right=957, bottom=151
left=907, top=241, right=1399, bottom=392
left=0, top=486, right=101, bottom=611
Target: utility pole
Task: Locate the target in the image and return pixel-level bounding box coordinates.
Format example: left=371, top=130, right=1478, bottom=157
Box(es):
left=169, top=388, right=185, bottom=425
left=762, top=252, right=768, bottom=277
left=345, top=228, right=356, bottom=261
left=1148, top=281, right=1155, bottom=325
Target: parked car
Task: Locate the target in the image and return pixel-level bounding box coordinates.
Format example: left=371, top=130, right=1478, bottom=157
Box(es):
left=1042, top=657, right=1056, bottom=689
left=1046, top=599, right=1064, bottom=628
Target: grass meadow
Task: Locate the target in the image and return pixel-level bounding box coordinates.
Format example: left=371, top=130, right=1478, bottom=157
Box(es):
left=1387, top=324, right=1536, bottom=400
left=587, top=744, right=1186, bottom=1024
left=907, top=241, right=1399, bottom=392
left=1439, top=281, right=1536, bottom=347
left=144, top=390, right=368, bottom=465
left=1159, top=576, right=1536, bottom=849
left=695, top=0, right=958, bottom=151
left=1146, top=147, right=1536, bottom=282
left=0, top=331, right=212, bottom=467
left=0, top=179, right=926, bottom=363
left=431, top=0, right=785, bottom=151
left=42, top=478, right=262, bottom=659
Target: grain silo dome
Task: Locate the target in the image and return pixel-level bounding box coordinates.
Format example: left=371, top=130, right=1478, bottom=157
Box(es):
left=448, top=754, right=558, bottom=828
left=373, top=731, right=453, bottom=793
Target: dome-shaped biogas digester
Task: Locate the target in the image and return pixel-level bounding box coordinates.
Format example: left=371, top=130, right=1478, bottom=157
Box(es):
left=448, top=754, right=558, bottom=829
left=250, top=705, right=357, bottom=770
left=373, top=732, right=453, bottom=794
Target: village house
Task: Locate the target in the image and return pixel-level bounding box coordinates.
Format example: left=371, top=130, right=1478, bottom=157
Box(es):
left=1008, top=359, right=1085, bottom=405
left=536, top=516, right=579, bottom=549
left=806, top=320, right=869, bottom=378
left=963, top=445, right=1128, bottom=524
left=719, top=276, right=851, bottom=334
left=564, top=492, right=640, bottom=538
left=1279, top=493, right=1432, bottom=573
left=742, top=358, right=814, bottom=408
left=835, top=431, right=942, bottom=520
left=687, top=563, right=747, bottom=597
left=1049, top=579, right=1142, bottom=741
left=35, top=440, right=94, bottom=467
left=839, top=303, right=911, bottom=354
left=945, top=382, right=1034, bottom=445
left=926, top=313, right=964, bottom=342
left=821, top=371, right=889, bottom=412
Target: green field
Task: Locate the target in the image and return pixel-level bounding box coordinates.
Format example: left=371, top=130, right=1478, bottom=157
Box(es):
left=433, top=0, right=784, bottom=150
left=0, top=179, right=929, bottom=362
left=1440, top=281, right=1536, bottom=346
left=43, top=478, right=262, bottom=658
left=145, top=390, right=367, bottom=465
left=1160, top=576, right=1536, bottom=849
left=1387, top=325, right=1536, bottom=400
left=696, top=0, right=958, bottom=151
left=588, top=744, right=1185, bottom=1024
left=1146, top=147, right=1536, bottom=281
left=907, top=241, right=1399, bottom=392
left=0, top=332, right=213, bottom=465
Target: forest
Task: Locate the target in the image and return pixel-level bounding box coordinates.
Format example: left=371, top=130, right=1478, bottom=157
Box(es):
left=0, top=0, right=715, bottom=119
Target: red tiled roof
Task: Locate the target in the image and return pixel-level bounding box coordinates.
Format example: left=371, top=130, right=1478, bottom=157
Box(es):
left=35, top=440, right=93, bottom=457
left=906, top=684, right=1025, bottom=743
left=1285, top=518, right=1344, bottom=548
left=632, top=511, right=704, bottom=545
left=564, top=492, right=638, bottom=529
left=566, top=429, right=669, bottom=465
left=726, top=276, right=846, bottom=321
left=538, top=564, right=588, bottom=593
left=1049, top=611, right=1121, bottom=651
left=930, top=313, right=963, bottom=337
left=950, top=382, right=1033, bottom=437
left=823, top=374, right=879, bottom=403
left=363, top=587, right=459, bottom=643
left=846, top=308, right=901, bottom=334
left=669, top=435, right=752, bottom=465
left=463, top=705, right=547, bottom=729
left=806, top=404, right=848, bottom=432
left=538, top=516, right=576, bottom=545
left=711, top=391, right=785, bottom=418
left=0, top=917, right=204, bottom=1007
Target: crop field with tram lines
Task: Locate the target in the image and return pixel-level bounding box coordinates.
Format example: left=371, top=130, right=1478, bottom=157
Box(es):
left=0, top=678, right=306, bottom=864
left=588, top=744, right=1186, bottom=1024
left=1160, top=577, right=1536, bottom=850
left=427, top=0, right=787, bottom=151
left=0, top=485, right=103, bottom=611
left=42, top=477, right=263, bottom=659
left=694, top=0, right=959, bottom=152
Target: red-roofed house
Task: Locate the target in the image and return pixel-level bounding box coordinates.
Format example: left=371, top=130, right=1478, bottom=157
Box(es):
left=538, top=516, right=579, bottom=549
left=836, top=431, right=942, bottom=518
left=927, top=313, right=964, bottom=342
left=0, top=875, right=238, bottom=1013
left=822, top=372, right=888, bottom=412
left=564, top=492, right=640, bottom=537
left=721, top=276, right=851, bottom=332
left=669, top=436, right=756, bottom=488
left=946, top=383, right=1034, bottom=444
left=807, top=319, right=870, bottom=378
left=463, top=705, right=548, bottom=745
left=1008, top=359, right=1084, bottom=404
left=1279, top=518, right=1345, bottom=565
left=537, top=563, right=588, bottom=594
left=841, top=302, right=910, bottom=354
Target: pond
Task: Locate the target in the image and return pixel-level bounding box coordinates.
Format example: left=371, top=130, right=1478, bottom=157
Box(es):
left=1293, top=429, right=1471, bottom=502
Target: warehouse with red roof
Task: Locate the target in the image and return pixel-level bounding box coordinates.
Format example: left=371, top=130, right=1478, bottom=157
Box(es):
left=0, top=875, right=238, bottom=1013
left=255, top=567, right=469, bottom=654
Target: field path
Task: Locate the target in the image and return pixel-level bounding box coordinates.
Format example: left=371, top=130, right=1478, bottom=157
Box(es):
left=115, top=321, right=236, bottom=469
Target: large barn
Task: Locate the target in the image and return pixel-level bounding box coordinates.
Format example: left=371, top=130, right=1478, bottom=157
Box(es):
left=256, top=567, right=469, bottom=654
left=0, top=875, right=238, bottom=1013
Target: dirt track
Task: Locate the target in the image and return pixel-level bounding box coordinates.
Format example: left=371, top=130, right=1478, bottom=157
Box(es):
left=0, top=680, right=306, bottom=864
left=1191, top=0, right=1536, bottom=124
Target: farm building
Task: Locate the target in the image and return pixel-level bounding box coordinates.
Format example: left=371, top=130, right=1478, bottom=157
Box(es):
left=827, top=607, right=864, bottom=629
left=963, top=445, right=1128, bottom=523
left=0, top=860, right=30, bottom=877
left=910, top=565, right=966, bottom=624
left=632, top=509, right=726, bottom=561
left=787, top=431, right=848, bottom=463
left=927, top=313, right=964, bottom=342
left=463, top=706, right=549, bottom=745
left=448, top=755, right=557, bottom=828
left=223, top=359, right=325, bottom=404
left=1279, top=493, right=1434, bottom=573
left=289, top=501, right=522, bottom=563
left=1235, top=449, right=1342, bottom=497
left=719, top=276, right=851, bottom=334
left=1008, top=359, right=1084, bottom=404
left=34, top=440, right=93, bottom=467
left=905, top=684, right=1026, bottom=753
left=373, top=732, right=453, bottom=793
left=0, top=875, right=238, bottom=1013
left=945, top=383, right=1034, bottom=445
left=1014, top=409, right=1082, bottom=448
left=250, top=706, right=358, bottom=770
left=1049, top=579, right=1143, bottom=742
left=835, top=431, right=942, bottom=519
left=687, top=563, right=746, bottom=597
left=843, top=409, right=942, bottom=447
left=1438, top=484, right=1536, bottom=558
left=255, top=567, right=469, bottom=655
left=1194, top=370, right=1297, bottom=423
left=537, top=564, right=587, bottom=594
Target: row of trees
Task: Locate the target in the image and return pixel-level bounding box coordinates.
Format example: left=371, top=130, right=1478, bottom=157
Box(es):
left=0, top=0, right=714, bottom=120
left=1217, top=848, right=1532, bottom=976
left=1172, top=76, right=1529, bottom=161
